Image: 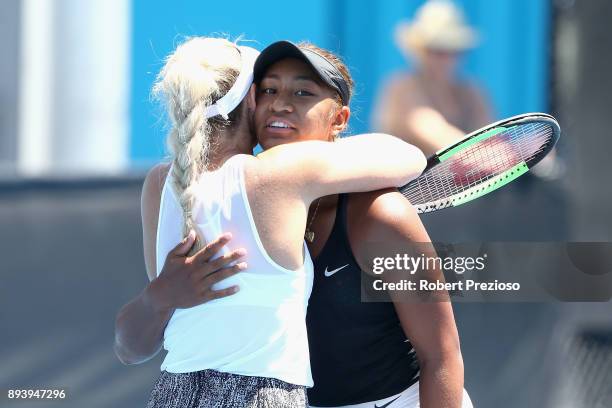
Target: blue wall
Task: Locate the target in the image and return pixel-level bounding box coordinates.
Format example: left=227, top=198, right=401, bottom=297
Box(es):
left=130, top=0, right=551, bottom=162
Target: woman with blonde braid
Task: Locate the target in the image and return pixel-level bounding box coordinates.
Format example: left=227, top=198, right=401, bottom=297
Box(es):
left=114, top=37, right=426, bottom=407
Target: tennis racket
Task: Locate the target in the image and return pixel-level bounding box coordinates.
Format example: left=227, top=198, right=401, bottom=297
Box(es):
left=400, top=112, right=560, bottom=213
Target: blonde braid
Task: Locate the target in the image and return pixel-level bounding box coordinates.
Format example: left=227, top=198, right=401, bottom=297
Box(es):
left=169, top=100, right=210, bottom=251
left=152, top=37, right=242, bottom=254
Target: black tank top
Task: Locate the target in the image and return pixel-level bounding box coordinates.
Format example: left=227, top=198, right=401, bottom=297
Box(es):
left=306, top=194, right=420, bottom=406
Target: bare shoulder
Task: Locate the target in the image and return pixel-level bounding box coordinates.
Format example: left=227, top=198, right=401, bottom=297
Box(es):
left=240, top=153, right=269, bottom=188
left=142, top=163, right=171, bottom=211
left=347, top=188, right=429, bottom=245
left=141, top=162, right=171, bottom=281
left=141, top=163, right=172, bottom=229
left=350, top=189, right=419, bottom=228
left=346, top=189, right=429, bottom=273
left=143, top=163, right=171, bottom=199
left=247, top=148, right=304, bottom=193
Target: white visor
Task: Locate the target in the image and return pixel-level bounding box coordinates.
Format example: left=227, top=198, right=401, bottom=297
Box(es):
left=203, top=45, right=260, bottom=120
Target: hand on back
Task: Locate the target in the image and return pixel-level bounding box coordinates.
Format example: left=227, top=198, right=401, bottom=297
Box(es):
left=146, top=232, right=247, bottom=312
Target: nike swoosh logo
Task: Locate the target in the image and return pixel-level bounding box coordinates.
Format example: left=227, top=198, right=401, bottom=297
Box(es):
left=324, top=264, right=349, bottom=277
left=374, top=395, right=401, bottom=408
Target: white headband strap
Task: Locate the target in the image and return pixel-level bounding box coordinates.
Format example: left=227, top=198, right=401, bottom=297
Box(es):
left=203, top=45, right=260, bottom=120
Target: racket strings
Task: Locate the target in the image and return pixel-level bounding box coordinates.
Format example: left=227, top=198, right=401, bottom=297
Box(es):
left=402, top=121, right=554, bottom=208
left=418, top=123, right=550, bottom=200
left=456, top=123, right=531, bottom=186
left=427, top=124, right=548, bottom=198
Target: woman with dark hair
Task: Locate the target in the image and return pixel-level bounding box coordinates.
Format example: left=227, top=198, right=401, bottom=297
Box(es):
left=252, top=41, right=473, bottom=408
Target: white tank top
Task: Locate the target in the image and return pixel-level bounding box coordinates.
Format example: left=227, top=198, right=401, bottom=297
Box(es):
left=156, top=154, right=314, bottom=386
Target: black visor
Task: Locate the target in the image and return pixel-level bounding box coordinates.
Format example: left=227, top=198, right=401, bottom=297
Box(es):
left=253, top=41, right=350, bottom=105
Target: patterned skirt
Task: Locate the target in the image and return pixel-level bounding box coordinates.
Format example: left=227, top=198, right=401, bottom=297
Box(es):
left=146, top=369, right=308, bottom=408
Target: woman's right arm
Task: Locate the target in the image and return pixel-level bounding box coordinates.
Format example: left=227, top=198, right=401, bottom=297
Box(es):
left=373, top=76, right=466, bottom=157
left=403, top=107, right=465, bottom=157
left=113, top=165, right=245, bottom=365
left=255, top=133, right=426, bottom=204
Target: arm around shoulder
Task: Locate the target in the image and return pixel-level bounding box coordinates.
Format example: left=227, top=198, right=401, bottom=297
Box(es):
left=255, top=135, right=426, bottom=203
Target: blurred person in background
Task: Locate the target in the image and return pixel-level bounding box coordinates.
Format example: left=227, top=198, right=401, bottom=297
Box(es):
left=373, top=0, right=492, bottom=157
left=373, top=0, right=567, bottom=244
left=114, top=36, right=426, bottom=408
left=371, top=5, right=569, bottom=406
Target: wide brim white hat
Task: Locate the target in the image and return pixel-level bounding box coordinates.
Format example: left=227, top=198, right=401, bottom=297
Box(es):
left=395, top=0, right=478, bottom=53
